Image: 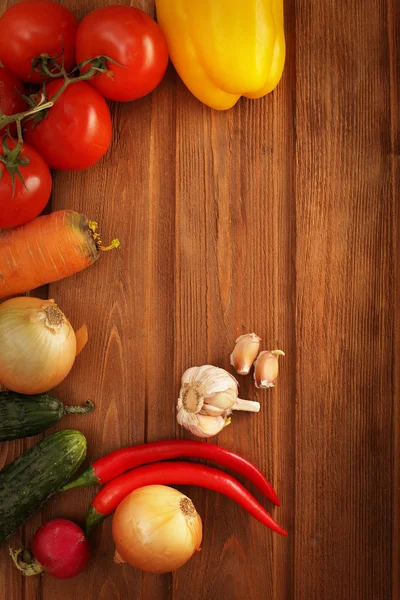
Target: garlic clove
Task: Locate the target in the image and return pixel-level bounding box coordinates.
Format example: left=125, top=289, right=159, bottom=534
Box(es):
left=204, top=389, right=237, bottom=410
left=177, top=406, right=209, bottom=438
left=180, top=366, right=203, bottom=386
left=254, top=350, right=285, bottom=389
left=178, top=409, right=228, bottom=438
left=197, top=366, right=238, bottom=397
left=177, top=405, right=197, bottom=428
left=195, top=414, right=229, bottom=437
left=200, top=403, right=226, bottom=417
left=230, top=333, right=261, bottom=375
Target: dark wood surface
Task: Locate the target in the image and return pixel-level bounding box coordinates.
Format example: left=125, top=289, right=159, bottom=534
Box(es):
left=0, top=1, right=399, bottom=598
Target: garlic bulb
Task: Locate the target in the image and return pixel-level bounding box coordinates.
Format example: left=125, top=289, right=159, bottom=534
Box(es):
left=177, top=365, right=260, bottom=438
left=230, top=333, right=261, bottom=375
left=254, top=350, right=285, bottom=389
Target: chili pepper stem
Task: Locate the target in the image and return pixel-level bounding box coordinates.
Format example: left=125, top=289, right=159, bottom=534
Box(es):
left=62, top=466, right=98, bottom=491
left=234, top=399, right=261, bottom=412
left=85, top=506, right=103, bottom=536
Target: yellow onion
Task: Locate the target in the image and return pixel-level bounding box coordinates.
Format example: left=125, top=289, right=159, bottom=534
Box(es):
left=0, top=297, right=77, bottom=394
left=112, top=485, right=203, bottom=573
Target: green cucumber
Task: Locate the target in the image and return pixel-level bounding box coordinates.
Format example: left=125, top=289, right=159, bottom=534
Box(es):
left=0, top=391, right=94, bottom=441
left=0, top=429, right=87, bottom=543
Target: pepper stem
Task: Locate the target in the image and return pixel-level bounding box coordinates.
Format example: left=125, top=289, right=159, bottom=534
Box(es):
left=234, top=399, right=261, bottom=413
left=61, top=465, right=99, bottom=491
left=85, top=506, right=105, bottom=536
left=63, top=400, right=95, bottom=415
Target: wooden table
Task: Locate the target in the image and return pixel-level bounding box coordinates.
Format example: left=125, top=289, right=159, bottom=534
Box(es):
left=0, top=1, right=399, bottom=599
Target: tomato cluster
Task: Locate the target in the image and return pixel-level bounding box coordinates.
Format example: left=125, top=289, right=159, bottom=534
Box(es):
left=0, top=2, right=169, bottom=229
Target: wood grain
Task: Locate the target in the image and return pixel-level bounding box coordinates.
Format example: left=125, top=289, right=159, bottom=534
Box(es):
left=388, top=0, right=400, bottom=595
left=0, top=0, right=398, bottom=599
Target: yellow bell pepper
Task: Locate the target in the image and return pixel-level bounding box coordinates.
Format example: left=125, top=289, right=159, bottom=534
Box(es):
left=155, top=0, right=285, bottom=111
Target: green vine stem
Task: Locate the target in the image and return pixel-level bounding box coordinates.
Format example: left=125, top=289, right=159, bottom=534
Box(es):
left=0, top=95, right=54, bottom=132
left=0, top=136, right=30, bottom=195
left=0, top=55, right=121, bottom=131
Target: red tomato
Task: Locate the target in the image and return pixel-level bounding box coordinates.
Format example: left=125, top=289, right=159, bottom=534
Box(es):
left=32, top=519, right=90, bottom=580
left=0, top=0, right=78, bottom=83
left=24, top=80, right=112, bottom=171
left=0, top=140, right=52, bottom=229
left=0, top=67, right=27, bottom=136
left=75, top=5, right=169, bottom=102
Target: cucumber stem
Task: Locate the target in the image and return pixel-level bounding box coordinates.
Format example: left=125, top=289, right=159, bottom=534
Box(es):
left=63, top=400, right=95, bottom=415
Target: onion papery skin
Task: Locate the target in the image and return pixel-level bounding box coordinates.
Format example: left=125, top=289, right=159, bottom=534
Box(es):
left=112, top=485, right=203, bottom=573
left=0, top=297, right=76, bottom=394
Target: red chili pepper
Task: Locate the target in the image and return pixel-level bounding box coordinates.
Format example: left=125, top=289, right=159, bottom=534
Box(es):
left=63, top=440, right=280, bottom=506
left=85, top=462, right=287, bottom=536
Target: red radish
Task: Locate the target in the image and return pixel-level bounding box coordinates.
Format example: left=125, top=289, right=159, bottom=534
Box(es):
left=32, top=519, right=90, bottom=579
left=10, top=519, right=90, bottom=579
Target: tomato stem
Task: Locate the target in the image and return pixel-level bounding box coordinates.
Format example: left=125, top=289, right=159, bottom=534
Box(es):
left=0, top=55, right=118, bottom=130
left=15, top=120, right=23, bottom=147
left=0, top=94, right=54, bottom=191
left=0, top=96, right=54, bottom=130
left=30, top=39, right=66, bottom=80
left=0, top=135, right=30, bottom=195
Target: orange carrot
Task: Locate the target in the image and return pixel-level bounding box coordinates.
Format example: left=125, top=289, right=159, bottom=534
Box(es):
left=0, top=210, right=119, bottom=300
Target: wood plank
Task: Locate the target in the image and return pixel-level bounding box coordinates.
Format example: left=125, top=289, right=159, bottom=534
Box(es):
left=170, top=1, right=297, bottom=591
left=170, top=93, right=281, bottom=599
left=294, top=0, right=397, bottom=598
left=41, top=79, right=156, bottom=600
left=388, top=0, right=400, bottom=598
